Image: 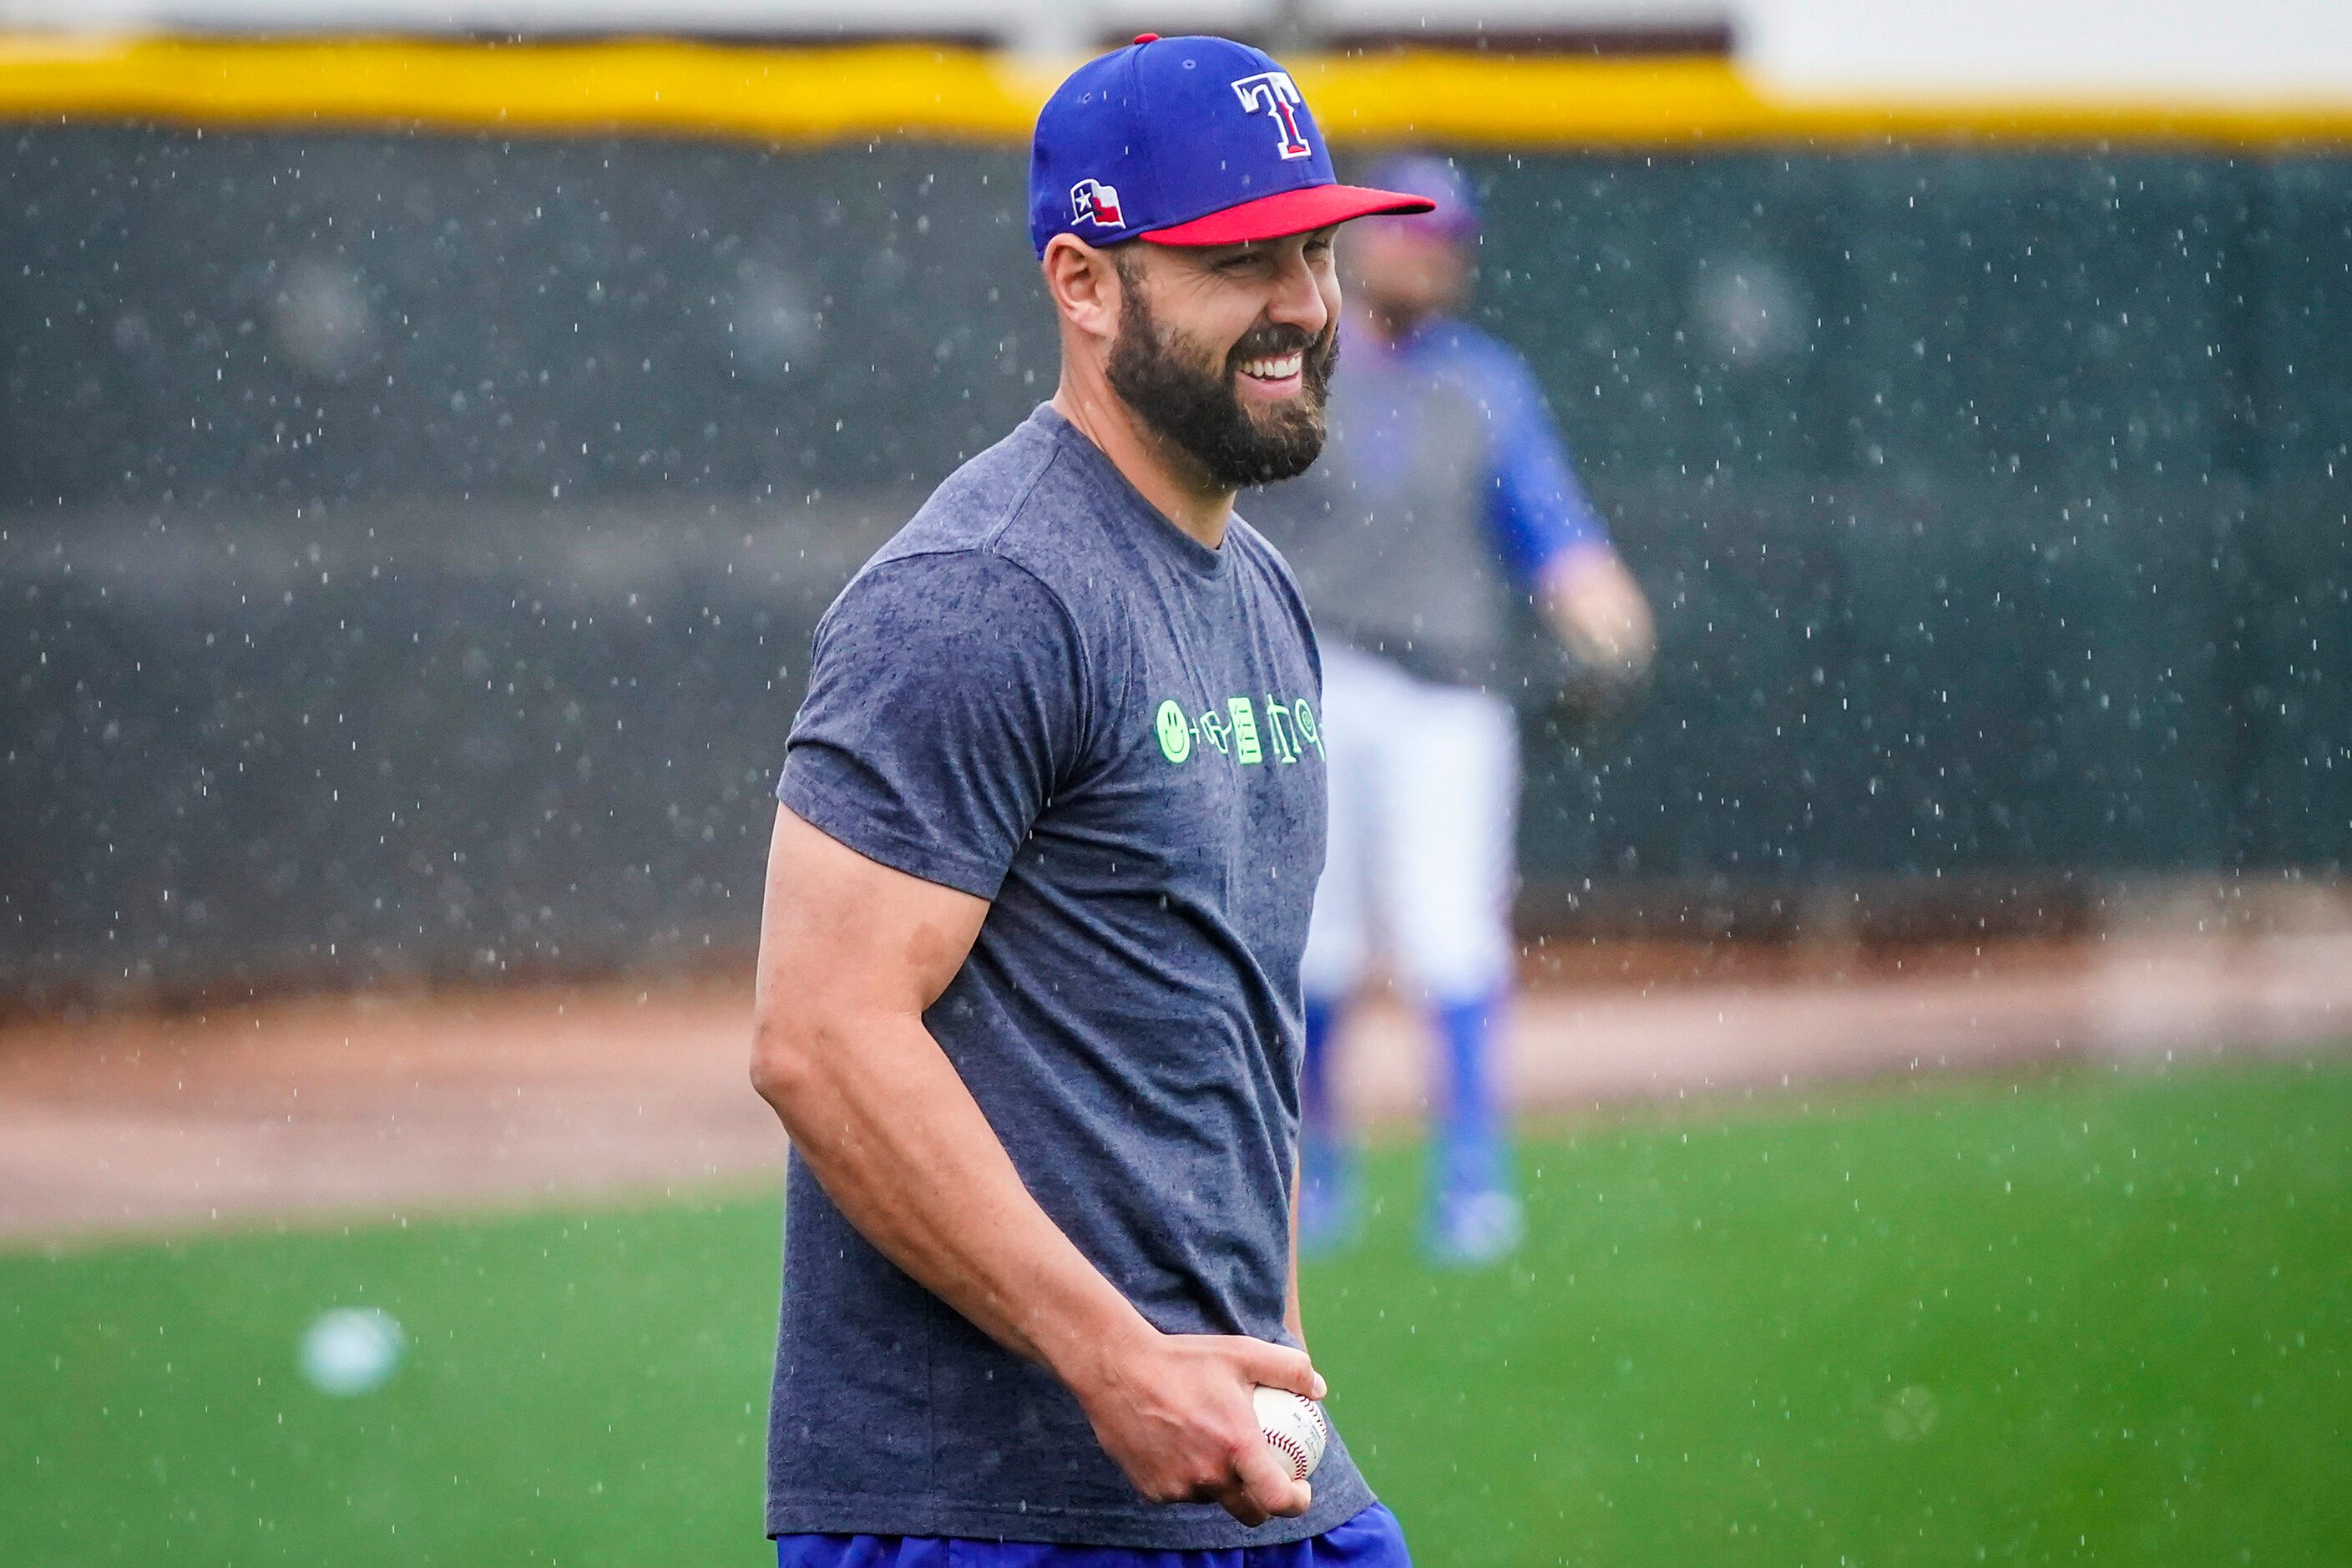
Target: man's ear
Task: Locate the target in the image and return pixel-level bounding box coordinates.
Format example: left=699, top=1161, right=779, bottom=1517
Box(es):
left=1042, top=235, right=1125, bottom=347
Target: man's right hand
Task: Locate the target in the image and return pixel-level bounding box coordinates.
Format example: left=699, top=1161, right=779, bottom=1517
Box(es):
left=1066, top=1323, right=1328, bottom=1528
left=1540, top=547, right=1657, bottom=684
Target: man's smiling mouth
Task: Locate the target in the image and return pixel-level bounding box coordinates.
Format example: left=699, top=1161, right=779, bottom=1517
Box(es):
left=1237, top=352, right=1304, bottom=383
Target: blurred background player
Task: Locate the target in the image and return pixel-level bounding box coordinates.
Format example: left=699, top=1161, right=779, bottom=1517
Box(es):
left=1249, top=153, right=1657, bottom=1265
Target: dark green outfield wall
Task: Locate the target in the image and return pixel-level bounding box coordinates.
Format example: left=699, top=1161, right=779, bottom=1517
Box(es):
left=3, top=130, right=2348, bottom=999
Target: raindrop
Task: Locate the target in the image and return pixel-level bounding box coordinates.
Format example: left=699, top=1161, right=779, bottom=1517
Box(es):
left=273, top=256, right=376, bottom=379
left=1690, top=255, right=1806, bottom=366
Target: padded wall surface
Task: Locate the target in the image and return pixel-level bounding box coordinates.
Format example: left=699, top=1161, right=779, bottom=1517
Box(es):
left=4, top=131, right=2347, bottom=996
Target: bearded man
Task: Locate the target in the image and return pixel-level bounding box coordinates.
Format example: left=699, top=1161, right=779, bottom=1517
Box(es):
left=746, top=33, right=1431, bottom=1568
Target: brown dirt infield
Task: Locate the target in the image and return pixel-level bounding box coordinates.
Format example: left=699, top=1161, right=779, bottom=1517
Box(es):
left=3, top=932, right=2348, bottom=1247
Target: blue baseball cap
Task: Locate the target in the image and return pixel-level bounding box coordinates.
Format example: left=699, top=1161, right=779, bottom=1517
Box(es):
left=1029, top=33, right=1434, bottom=257
left=1361, top=153, right=1480, bottom=241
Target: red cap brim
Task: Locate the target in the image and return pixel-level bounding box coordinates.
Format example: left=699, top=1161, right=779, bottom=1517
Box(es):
left=1139, top=184, right=1435, bottom=246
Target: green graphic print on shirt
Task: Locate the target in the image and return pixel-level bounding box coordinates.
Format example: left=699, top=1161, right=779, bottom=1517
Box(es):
left=1156, top=695, right=1322, bottom=766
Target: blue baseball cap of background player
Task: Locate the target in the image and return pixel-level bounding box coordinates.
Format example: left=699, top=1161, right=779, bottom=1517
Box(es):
left=1358, top=152, right=1481, bottom=243
left=1029, top=33, right=1434, bottom=256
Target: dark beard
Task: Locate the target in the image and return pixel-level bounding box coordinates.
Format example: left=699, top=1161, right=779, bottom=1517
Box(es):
left=1104, top=259, right=1338, bottom=489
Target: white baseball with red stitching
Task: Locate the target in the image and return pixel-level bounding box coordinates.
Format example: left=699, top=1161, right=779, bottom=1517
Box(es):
left=1251, top=1385, right=1328, bottom=1483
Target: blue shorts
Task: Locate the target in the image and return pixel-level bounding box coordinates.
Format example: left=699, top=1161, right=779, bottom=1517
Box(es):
left=776, top=1500, right=1411, bottom=1568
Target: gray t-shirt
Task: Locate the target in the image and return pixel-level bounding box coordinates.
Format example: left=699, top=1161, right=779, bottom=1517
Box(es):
left=767, top=404, right=1371, bottom=1548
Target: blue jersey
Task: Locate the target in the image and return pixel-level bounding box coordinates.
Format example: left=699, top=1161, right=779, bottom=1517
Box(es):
left=1331, top=315, right=1607, bottom=582
left=1246, top=314, right=1609, bottom=688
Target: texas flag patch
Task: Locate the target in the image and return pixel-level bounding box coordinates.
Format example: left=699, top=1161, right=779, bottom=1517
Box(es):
left=1070, top=179, right=1125, bottom=228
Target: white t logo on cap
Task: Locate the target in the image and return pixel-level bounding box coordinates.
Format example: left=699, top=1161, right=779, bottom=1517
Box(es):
left=1231, top=71, right=1313, bottom=160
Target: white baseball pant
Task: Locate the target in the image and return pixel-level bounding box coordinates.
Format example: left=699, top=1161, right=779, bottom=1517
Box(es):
left=1300, top=641, right=1520, bottom=1006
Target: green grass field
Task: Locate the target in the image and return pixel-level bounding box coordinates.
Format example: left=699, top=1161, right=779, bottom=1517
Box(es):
left=5, top=1059, right=2348, bottom=1565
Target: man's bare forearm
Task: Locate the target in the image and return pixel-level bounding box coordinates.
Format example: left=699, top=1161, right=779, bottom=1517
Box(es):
left=1540, top=546, right=1656, bottom=674
left=756, top=1005, right=1151, bottom=1388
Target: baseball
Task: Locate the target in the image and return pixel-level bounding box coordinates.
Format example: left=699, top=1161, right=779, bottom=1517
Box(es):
left=1252, top=1385, right=1328, bottom=1482
left=297, top=1306, right=406, bottom=1397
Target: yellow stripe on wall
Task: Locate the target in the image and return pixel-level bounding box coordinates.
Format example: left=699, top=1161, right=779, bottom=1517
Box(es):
left=0, top=37, right=1047, bottom=141
left=1300, top=52, right=2352, bottom=147
left=3, top=35, right=2350, bottom=149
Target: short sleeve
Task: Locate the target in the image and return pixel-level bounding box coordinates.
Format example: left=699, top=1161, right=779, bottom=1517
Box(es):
left=1478, top=347, right=1611, bottom=584
left=776, top=550, right=1087, bottom=900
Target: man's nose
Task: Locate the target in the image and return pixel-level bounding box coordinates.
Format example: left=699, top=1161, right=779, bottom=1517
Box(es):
left=1264, top=247, right=1330, bottom=337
